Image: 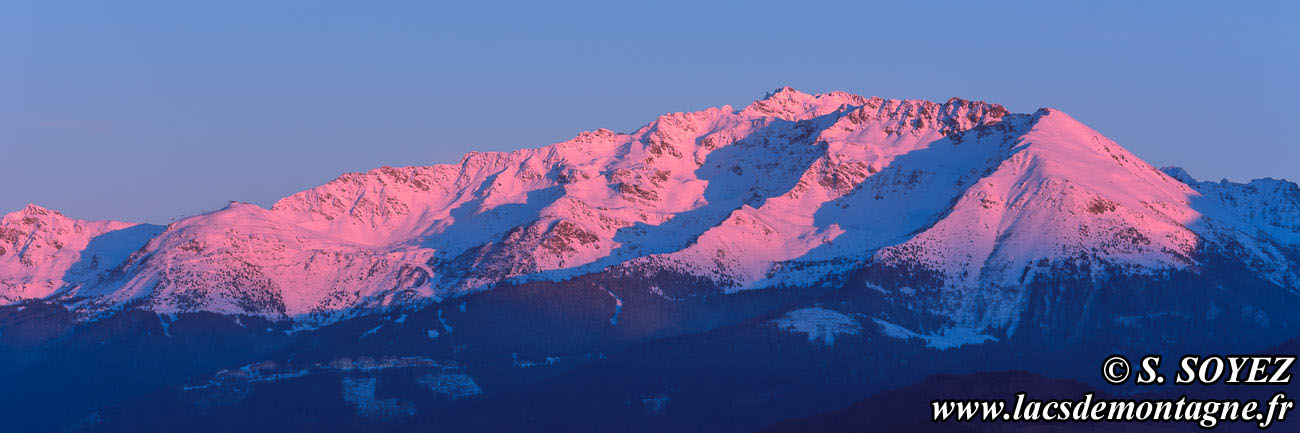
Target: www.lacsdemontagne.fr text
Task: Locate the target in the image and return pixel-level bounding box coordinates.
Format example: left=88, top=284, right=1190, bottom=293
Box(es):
left=932, top=392, right=1295, bottom=429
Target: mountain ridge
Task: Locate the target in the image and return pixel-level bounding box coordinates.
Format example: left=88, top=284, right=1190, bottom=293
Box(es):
left=2, top=88, right=1297, bottom=331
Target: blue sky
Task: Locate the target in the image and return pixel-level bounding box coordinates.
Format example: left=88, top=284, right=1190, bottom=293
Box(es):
left=3, top=1, right=1297, bottom=223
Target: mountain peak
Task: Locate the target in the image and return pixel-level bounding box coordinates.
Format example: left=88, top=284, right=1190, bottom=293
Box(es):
left=742, top=87, right=865, bottom=121
left=2, top=204, right=67, bottom=225
left=1161, top=166, right=1196, bottom=183
left=763, top=86, right=804, bottom=99
left=222, top=200, right=263, bottom=211
left=573, top=127, right=622, bottom=142
left=19, top=203, right=60, bottom=217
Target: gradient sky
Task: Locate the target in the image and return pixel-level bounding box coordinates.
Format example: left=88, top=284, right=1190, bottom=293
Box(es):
left=3, top=1, right=1297, bottom=223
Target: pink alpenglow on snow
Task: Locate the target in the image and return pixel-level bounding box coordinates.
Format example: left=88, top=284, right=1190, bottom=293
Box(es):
left=1, top=88, right=1297, bottom=329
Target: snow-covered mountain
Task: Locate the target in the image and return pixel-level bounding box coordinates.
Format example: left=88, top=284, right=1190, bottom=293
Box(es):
left=6, top=88, right=1300, bottom=433
left=3, top=87, right=1297, bottom=329
left=0, top=204, right=160, bottom=304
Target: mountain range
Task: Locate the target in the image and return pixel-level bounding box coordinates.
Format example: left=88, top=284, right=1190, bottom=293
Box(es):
left=3, top=87, right=1298, bottom=432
